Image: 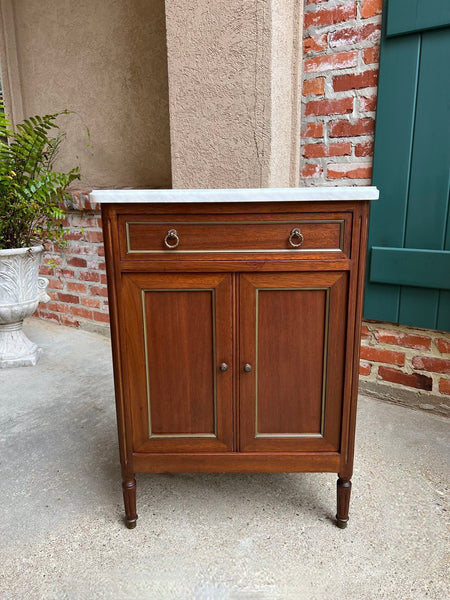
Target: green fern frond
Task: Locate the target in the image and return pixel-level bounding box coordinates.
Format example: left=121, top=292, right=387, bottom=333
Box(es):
left=0, top=98, right=81, bottom=249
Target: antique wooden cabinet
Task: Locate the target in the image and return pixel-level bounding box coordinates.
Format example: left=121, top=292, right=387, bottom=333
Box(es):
left=94, top=187, right=378, bottom=529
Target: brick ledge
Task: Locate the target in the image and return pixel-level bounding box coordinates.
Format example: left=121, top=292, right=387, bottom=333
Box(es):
left=359, top=379, right=450, bottom=418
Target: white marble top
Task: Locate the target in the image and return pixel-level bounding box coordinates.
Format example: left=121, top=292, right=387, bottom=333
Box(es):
left=91, top=186, right=378, bottom=204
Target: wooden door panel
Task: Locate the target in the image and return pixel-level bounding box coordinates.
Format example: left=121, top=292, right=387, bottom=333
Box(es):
left=257, top=288, right=326, bottom=435
left=121, top=272, right=233, bottom=452
left=143, top=289, right=215, bottom=435
left=239, top=272, right=348, bottom=452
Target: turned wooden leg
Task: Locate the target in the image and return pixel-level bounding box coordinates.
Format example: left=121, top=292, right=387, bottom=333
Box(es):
left=336, top=477, right=352, bottom=529
left=122, top=477, right=138, bottom=529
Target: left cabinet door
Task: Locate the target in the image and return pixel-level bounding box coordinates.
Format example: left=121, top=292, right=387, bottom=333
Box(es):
left=120, top=273, right=234, bottom=453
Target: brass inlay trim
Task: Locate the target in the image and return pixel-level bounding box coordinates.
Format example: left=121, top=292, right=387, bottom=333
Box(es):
left=141, top=288, right=217, bottom=439
left=254, top=287, right=330, bottom=439
left=256, top=433, right=324, bottom=438
left=126, top=220, right=345, bottom=254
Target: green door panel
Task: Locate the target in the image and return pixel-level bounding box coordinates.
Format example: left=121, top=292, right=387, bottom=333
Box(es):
left=369, top=33, right=420, bottom=249
left=438, top=292, right=450, bottom=331
left=387, top=0, right=450, bottom=37
left=404, top=30, right=450, bottom=251
left=364, top=0, right=450, bottom=332
left=398, top=287, right=440, bottom=330
left=364, top=28, right=421, bottom=323
left=399, top=28, right=450, bottom=329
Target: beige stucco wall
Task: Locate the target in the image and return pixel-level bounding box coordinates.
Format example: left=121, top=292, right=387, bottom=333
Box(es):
left=165, top=0, right=302, bottom=189
left=0, top=0, right=171, bottom=189
left=1, top=0, right=303, bottom=191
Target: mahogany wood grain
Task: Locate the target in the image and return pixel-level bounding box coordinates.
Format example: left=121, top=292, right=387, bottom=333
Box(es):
left=131, top=452, right=341, bottom=473
left=323, top=271, right=348, bottom=450
left=338, top=202, right=369, bottom=479
left=118, top=258, right=353, bottom=273
left=110, top=200, right=359, bottom=216
left=143, top=289, right=215, bottom=435
left=118, top=210, right=352, bottom=261
left=102, top=207, right=138, bottom=509
left=239, top=271, right=347, bottom=453
left=122, top=477, right=137, bottom=529
left=335, top=203, right=368, bottom=527
left=256, top=288, right=326, bottom=435
left=101, top=213, right=131, bottom=470
left=101, top=199, right=371, bottom=529
left=125, top=220, right=343, bottom=254
left=121, top=272, right=234, bottom=453
left=232, top=273, right=240, bottom=451
left=336, top=477, right=352, bottom=528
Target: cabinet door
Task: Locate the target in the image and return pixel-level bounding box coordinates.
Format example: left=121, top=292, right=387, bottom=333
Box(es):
left=121, top=273, right=233, bottom=453
left=239, top=272, right=348, bottom=452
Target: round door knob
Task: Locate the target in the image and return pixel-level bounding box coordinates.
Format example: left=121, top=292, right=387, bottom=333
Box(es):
left=243, top=363, right=252, bottom=373
left=219, top=363, right=229, bottom=372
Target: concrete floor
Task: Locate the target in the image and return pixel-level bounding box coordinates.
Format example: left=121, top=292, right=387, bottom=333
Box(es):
left=0, top=318, right=448, bottom=600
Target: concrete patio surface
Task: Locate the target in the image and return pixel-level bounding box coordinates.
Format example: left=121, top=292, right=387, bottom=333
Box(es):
left=0, top=318, right=448, bottom=600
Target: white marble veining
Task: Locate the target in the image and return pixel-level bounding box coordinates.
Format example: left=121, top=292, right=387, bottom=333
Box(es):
left=91, top=187, right=379, bottom=204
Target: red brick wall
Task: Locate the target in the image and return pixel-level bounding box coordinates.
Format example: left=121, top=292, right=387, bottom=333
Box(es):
left=34, top=0, right=450, bottom=408
left=35, top=191, right=109, bottom=330
left=360, top=322, right=450, bottom=410
left=299, top=0, right=450, bottom=408
left=301, top=0, right=382, bottom=185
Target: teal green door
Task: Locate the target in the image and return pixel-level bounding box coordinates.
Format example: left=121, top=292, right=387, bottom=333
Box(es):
left=365, top=0, right=450, bottom=331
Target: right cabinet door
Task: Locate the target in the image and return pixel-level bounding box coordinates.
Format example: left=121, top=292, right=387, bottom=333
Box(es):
left=239, top=271, right=348, bottom=452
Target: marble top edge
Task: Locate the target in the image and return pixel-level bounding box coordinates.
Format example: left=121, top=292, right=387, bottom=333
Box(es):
left=90, top=187, right=379, bottom=204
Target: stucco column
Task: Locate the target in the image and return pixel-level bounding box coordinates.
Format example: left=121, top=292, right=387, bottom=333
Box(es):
left=165, top=0, right=303, bottom=189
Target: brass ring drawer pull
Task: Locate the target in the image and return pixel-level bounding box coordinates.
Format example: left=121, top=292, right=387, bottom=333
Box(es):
left=164, top=229, right=179, bottom=249
left=289, top=227, right=304, bottom=248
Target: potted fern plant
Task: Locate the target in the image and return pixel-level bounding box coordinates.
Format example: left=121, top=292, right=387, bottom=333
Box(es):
left=0, top=101, right=80, bottom=367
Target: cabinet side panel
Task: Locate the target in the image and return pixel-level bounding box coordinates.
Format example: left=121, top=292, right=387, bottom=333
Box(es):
left=340, top=203, right=370, bottom=477
left=101, top=206, right=133, bottom=474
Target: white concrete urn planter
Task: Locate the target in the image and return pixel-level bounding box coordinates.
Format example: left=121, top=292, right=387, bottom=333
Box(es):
left=0, top=246, right=50, bottom=368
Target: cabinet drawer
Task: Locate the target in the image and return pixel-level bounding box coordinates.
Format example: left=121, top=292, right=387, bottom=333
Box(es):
left=120, top=216, right=349, bottom=257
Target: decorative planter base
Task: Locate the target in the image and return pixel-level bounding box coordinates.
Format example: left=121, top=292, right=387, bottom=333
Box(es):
left=0, top=322, right=42, bottom=368
left=0, top=246, right=50, bottom=368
